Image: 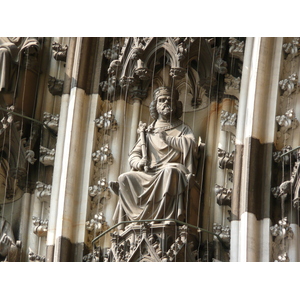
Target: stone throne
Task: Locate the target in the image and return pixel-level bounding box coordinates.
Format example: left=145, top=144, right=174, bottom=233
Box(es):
left=104, top=142, right=205, bottom=262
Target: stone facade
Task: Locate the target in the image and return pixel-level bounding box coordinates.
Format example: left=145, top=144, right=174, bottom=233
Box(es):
left=1, top=37, right=300, bottom=262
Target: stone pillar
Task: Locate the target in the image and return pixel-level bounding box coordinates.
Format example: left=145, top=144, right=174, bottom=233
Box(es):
left=46, top=38, right=77, bottom=262
left=231, top=37, right=283, bottom=262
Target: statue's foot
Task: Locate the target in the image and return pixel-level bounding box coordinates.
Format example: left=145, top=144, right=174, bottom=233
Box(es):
left=109, top=181, right=119, bottom=196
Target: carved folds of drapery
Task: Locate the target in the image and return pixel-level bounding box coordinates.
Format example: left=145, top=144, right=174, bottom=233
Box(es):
left=0, top=37, right=42, bottom=92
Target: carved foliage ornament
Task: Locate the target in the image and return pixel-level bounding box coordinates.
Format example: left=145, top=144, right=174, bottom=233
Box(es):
left=279, top=73, right=299, bottom=96
left=228, top=37, right=244, bottom=61
left=92, top=144, right=113, bottom=165
left=283, top=38, right=300, bottom=59
left=220, top=110, right=237, bottom=136
left=52, top=42, right=68, bottom=62
left=215, top=184, right=232, bottom=206
left=270, top=217, right=293, bottom=262
left=94, top=110, right=117, bottom=131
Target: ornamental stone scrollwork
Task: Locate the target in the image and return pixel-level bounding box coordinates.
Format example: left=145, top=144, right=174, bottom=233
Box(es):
left=43, top=112, right=59, bottom=133
left=48, top=75, right=64, bottom=96
left=224, top=74, right=241, bottom=97
left=36, top=181, right=52, bottom=202
left=229, top=37, right=244, bottom=61
left=282, top=38, right=300, bottom=60
left=218, top=148, right=234, bottom=170
left=94, top=110, right=117, bottom=131
left=270, top=217, right=293, bottom=262
left=92, top=144, right=113, bottom=165
left=86, top=212, right=107, bottom=234
left=28, top=248, right=45, bottom=262
left=279, top=73, right=299, bottom=96
left=220, top=110, right=237, bottom=135
left=32, top=216, right=48, bottom=237
left=40, top=146, right=55, bottom=166
left=52, top=42, right=68, bottom=62
left=215, top=184, right=232, bottom=206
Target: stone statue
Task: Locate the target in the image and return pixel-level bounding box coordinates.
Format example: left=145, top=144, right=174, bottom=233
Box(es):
left=279, top=149, right=300, bottom=208
left=110, top=87, right=198, bottom=225
left=0, top=37, right=41, bottom=92
left=0, top=216, right=16, bottom=261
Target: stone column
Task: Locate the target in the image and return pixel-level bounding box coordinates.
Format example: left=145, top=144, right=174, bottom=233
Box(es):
left=45, top=38, right=77, bottom=262
left=231, top=37, right=283, bottom=262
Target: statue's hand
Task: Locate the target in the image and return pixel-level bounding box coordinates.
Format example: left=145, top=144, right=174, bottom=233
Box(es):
left=0, top=233, right=14, bottom=247
left=137, top=158, right=148, bottom=171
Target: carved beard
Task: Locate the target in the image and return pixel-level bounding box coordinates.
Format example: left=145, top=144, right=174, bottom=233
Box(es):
left=156, top=103, right=174, bottom=118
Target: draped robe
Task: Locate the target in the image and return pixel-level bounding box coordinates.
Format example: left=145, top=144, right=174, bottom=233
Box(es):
left=113, top=119, right=197, bottom=223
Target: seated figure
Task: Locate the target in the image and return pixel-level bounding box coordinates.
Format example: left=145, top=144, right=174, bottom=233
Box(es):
left=110, top=87, right=198, bottom=225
